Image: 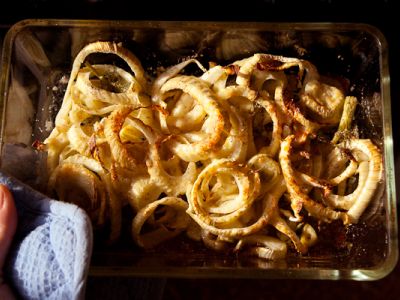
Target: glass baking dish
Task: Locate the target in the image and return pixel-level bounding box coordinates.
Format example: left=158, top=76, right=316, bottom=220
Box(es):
left=0, top=19, right=397, bottom=280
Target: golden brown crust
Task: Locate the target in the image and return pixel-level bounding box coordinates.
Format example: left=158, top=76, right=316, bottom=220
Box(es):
left=44, top=43, right=383, bottom=259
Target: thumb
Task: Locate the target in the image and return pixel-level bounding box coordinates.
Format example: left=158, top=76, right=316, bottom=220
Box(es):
left=0, top=184, right=17, bottom=271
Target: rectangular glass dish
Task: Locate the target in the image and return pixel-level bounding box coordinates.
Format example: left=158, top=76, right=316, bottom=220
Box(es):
left=0, top=19, right=397, bottom=280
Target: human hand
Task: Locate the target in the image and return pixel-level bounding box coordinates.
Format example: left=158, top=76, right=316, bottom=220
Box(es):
left=0, top=185, right=17, bottom=300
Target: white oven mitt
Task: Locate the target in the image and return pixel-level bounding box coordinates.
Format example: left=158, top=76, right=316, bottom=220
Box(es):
left=0, top=171, right=93, bottom=300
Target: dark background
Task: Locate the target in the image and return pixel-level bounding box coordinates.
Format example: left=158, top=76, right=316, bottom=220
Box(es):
left=1, top=1, right=399, bottom=299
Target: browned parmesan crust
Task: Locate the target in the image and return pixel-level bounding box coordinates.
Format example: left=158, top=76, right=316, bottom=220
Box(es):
left=44, top=44, right=383, bottom=260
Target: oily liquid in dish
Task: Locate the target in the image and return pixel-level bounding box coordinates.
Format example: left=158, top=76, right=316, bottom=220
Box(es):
left=41, top=40, right=386, bottom=265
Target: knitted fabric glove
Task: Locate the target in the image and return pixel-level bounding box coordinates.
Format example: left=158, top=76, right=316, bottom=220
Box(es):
left=1, top=171, right=93, bottom=300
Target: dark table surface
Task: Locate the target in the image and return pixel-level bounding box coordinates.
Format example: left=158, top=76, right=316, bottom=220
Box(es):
left=1, top=1, right=399, bottom=299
